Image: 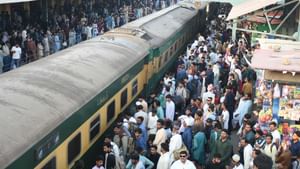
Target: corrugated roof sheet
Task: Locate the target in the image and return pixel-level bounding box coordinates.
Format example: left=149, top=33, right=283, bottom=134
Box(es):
left=227, top=0, right=279, bottom=20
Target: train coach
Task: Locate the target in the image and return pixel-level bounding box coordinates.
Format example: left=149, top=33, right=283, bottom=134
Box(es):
left=0, top=1, right=207, bottom=169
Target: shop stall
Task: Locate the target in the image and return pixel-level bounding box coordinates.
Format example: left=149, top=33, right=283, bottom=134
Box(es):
left=251, top=38, right=300, bottom=135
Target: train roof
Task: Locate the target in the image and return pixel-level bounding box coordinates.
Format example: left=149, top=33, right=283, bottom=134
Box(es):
left=0, top=35, right=149, bottom=168
left=122, top=2, right=204, bottom=47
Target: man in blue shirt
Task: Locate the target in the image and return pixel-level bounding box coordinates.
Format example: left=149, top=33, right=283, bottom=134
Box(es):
left=136, top=116, right=148, bottom=148
left=134, top=128, right=147, bottom=150
left=126, top=147, right=154, bottom=169
left=291, top=131, right=300, bottom=161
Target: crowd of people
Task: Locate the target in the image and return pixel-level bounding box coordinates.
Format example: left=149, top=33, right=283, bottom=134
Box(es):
left=89, top=4, right=300, bottom=169
left=0, top=0, right=177, bottom=73
left=1, top=1, right=300, bottom=169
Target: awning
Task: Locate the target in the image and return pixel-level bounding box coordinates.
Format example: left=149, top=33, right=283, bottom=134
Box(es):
left=227, top=0, right=279, bottom=20
left=246, top=16, right=282, bottom=25
left=252, top=48, right=300, bottom=73
left=0, top=0, right=36, bottom=4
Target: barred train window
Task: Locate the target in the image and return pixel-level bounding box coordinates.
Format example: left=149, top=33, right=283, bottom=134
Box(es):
left=42, top=157, right=56, bottom=169
left=121, top=89, right=128, bottom=108
left=158, top=56, right=163, bottom=68
left=170, top=46, right=173, bottom=57
left=89, top=115, right=100, bottom=142
left=107, top=100, right=115, bottom=123
left=132, top=79, right=138, bottom=97
left=164, top=51, right=168, bottom=62
left=68, top=133, right=81, bottom=164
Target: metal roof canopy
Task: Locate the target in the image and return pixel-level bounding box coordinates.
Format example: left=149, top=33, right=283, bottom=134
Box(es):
left=227, top=0, right=279, bottom=20
left=0, top=0, right=36, bottom=4
left=226, top=0, right=300, bottom=41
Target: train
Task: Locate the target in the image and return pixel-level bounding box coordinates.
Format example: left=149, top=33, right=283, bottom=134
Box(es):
left=0, top=1, right=207, bottom=169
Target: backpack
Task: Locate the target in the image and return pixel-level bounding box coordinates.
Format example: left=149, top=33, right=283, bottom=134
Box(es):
left=270, top=143, right=278, bottom=153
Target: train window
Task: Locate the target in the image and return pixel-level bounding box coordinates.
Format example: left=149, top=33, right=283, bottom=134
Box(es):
left=164, top=51, right=168, bottom=62
left=174, top=42, right=177, bottom=52
left=68, top=133, right=81, bottom=164
left=170, top=47, right=173, bottom=57
left=132, top=79, right=138, bottom=97
left=121, top=88, right=128, bottom=108
left=180, top=37, right=183, bottom=46
left=158, top=56, right=163, bottom=68
left=89, top=115, right=100, bottom=142
left=107, top=100, right=115, bottom=123
left=42, top=157, right=56, bottom=169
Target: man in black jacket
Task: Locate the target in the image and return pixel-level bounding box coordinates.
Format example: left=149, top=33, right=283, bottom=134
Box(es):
left=223, top=86, right=235, bottom=134
left=103, top=142, right=116, bottom=169
left=148, top=145, right=160, bottom=169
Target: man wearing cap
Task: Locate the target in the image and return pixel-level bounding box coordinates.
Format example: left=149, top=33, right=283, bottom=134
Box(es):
left=232, top=154, right=243, bottom=169
left=204, top=118, right=214, bottom=141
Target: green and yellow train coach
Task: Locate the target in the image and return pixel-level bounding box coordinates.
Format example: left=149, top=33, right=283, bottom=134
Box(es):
left=0, top=1, right=207, bottom=169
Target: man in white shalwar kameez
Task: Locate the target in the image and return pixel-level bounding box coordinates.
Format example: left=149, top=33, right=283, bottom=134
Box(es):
left=170, top=150, right=196, bottom=169
left=169, top=124, right=183, bottom=161
left=157, top=143, right=171, bottom=169
left=165, top=95, right=175, bottom=121
left=153, top=119, right=167, bottom=154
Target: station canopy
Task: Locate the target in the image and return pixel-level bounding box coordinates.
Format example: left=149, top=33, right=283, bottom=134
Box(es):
left=0, top=0, right=36, bottom=4
left=227, top=0, right=280, bottom=20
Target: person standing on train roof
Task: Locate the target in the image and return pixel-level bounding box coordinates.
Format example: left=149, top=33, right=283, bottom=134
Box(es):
left=134, top=104, right=148, bottom=126
left=165, top=94, right=175, bottom=121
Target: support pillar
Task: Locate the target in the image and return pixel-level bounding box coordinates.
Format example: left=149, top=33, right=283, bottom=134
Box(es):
left=298, top=7, right=300, bottom=41
left=232, top=19, right=237, bottom=42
